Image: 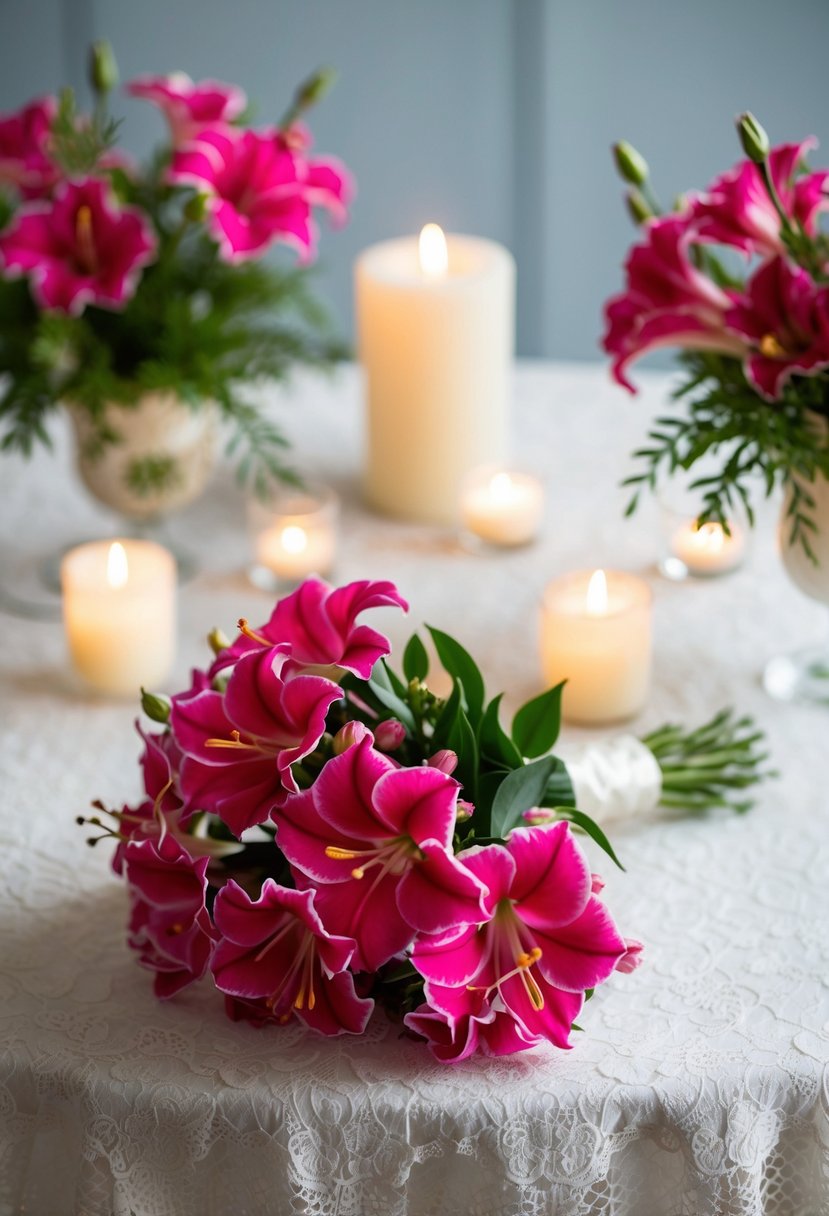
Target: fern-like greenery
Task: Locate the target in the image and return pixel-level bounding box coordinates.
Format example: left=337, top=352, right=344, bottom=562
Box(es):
left=624, top=353, right=829, bottom=560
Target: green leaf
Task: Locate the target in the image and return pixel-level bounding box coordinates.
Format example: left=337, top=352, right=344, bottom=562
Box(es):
left=368, top=661, right=416, bottom=731
left=431, top=679, right=462, bottom=751
left=444, top=696, right=479, bottom=804
left=557, top=807, right=625, bottom=871
left=511, top=682, right=565, bottom=758
left=402, top=632, right=429, bottom=682
left=479, top=694, right=524, bottom=769
left=427, top=626, right=485, bottom=724
left=490, top=756, right=557, bottom=839
left=543, top=760, right=576, bottom=808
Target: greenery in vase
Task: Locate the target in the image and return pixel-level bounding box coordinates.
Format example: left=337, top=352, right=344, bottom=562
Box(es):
left=604, top=114, right=829, bottom=558
left=0, top=44, right=351, bottom=496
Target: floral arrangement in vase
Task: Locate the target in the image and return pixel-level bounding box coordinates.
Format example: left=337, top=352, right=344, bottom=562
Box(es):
left=83, top=577, right=768, bottom=1062
left=0, top=43, right=351, bottom=518
left=603, top=113, right=829, bottom=563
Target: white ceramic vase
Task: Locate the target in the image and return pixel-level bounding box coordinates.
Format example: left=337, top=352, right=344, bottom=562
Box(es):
left=764, top=412, right=829, bottom=704
left=68, top=391, right=219, bottom=521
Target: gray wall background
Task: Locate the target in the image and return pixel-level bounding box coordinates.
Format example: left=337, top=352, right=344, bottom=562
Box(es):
left=2, top=0, right=829, bottom=360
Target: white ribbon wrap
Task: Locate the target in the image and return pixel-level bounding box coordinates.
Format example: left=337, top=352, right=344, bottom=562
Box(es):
left=556, top=735, right=663, bottom=822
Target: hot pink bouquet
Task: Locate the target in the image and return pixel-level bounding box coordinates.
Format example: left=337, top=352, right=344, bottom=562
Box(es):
left=84, top=578, right=768, bottom=1062
left=0, top=43, right=351, bottom=496
left=603, top=113, right=829, bottom=556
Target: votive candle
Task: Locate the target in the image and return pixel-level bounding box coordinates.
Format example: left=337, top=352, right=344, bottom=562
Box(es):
left=540, top=569, right=652, bottom=724
left=248, top=484, right=338, bottom=590
left=460, top=467, right=544, bottom=547
left=61, top=539, right=176, bottom=696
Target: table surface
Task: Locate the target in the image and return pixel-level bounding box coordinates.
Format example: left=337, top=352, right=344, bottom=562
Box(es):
left=1, top=363, right=828, bottom=1216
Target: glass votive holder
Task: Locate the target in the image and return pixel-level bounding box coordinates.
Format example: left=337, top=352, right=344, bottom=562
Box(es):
left=459, top=465, right=544, bottom=550
left=657, top=483, right=748, bottom=581
left=247, top=482, right=338, bottom=592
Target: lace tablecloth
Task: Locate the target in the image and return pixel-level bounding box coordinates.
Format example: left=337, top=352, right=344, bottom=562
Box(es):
left=1, top=363, right=828, bottom=1216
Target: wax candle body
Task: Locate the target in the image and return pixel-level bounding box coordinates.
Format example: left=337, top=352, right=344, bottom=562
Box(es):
left=671, top=519, right=745, bottom=576
left=461, top=467, right=543, bottom=547
left=540, top=570, right=652, bottom=724
left=355, top=233, right=515, bottom=525
left=61, top=540, right=176, bottom=696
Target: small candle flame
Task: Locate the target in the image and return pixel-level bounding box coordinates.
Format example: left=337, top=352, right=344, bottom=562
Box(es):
left=418, top=223, right=448, bottom=277
left=281, top=525, right=308, bottom=555
left=586, top=568, right=608, bottom=616
left=488, top=471, right=514, bottom=500
left=691, top=521, right=726, bottom=553
left=107, top=541, right=128, bottom=589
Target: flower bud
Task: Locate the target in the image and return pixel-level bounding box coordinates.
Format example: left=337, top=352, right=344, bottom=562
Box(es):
left=616, top=938, right=644, bottom=974
left=141, top=687, right=171, bottom=724
left=427, top=749, right=458, bottom=775
left=522, top=807, right=556, bottom=826
left=625, top=187, right=652, bottom=226
left=88, top=40, right=119, bottom=96
left=207, top=627, right=230, bottom=656
left=184, top=192, right=209, bottom=223
left=296, top=67, right=337, bottom=112
left=374, top=718, right=406, bottom=752
left=612, top=140, right=649, bottom=187
left=590, top=873, right=605, bottom=895
left=455, top=799, right=475, bottom=822
left=736, top=111, right=770, bottom=164
left=332, top=720, right=372, bottom=755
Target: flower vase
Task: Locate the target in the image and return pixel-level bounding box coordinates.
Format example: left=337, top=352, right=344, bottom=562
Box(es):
left=764, top=414, right=829, bottom=705
left=64, top=391, right=220, bottom=581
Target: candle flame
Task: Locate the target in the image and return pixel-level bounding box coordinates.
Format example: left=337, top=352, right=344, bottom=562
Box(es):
left=488, top=470, right=514, bottom=500
left=281, top=525, right=308, bottom=555
left=418, top=223, right=448, bottom=277
left=107, top=541, right=128, bottom=589
left=586, top=568, right=608, bottom=616
left=691, top=521, right=726, bottom=553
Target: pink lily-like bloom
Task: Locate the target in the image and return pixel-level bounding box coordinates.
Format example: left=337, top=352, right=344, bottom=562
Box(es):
left=0, top=96, right=59, bottom=198
left=126, top=73, right=247, bottom=145
left=725, top=256, right=829, bottom=399
left=211, top=576, right=409, bottom=680
left=123, top=833, right=214, bottom=999
left=211, top=879, right=373, bottom=1036
left=275, top=735, right=489, bottom=972
left=407, top=824, right=627, bottom=1060
left=602, top=214, right=748, bottom=392
left=168, top=125, right=352, bottom=263
left=171, top=646, right=341, bottom=837
left=0, top=176, right=156, bottom=314
left=691, top=140, right=829, bottom=257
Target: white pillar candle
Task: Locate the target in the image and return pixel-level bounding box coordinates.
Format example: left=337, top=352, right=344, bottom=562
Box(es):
left=670, top=519, right=745, bottom=577
left=61, top=540, right=176, bottom=697
left=540, top=569, right=652, bottom=725
left=248, top=485, right=338, bottom=590
left=460, top=466, right=544, bottom=547
left=355, top=225, right=515, bottom=525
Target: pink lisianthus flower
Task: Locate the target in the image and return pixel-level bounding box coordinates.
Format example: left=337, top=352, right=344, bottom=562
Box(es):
left=171, top=645, right=341, bottom=837
left=123, top=833, right=215, bottom=999
left=211, top=879, right=373, bottom=1035
left=691, top=140, right=829, bottom=257
left=0, top=96, right=59, bottom=198
left=602, top=214, right=748, bottom=392
left=0, top=176, right=156, bottom=314
left=274, top=735, right=489, bottom=972
left=211, top=576, right=408, bottom=680
left=126, top=73, right=247, bottom=145
left=406, top=824, right=627, bottom=1061
left=725, top=256, right=829, bottom=399
left=168, top=125, right=352, bottom=263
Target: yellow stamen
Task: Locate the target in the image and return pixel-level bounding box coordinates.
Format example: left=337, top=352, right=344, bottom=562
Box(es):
left=237, top=618, right=271, bottom=647
left=204, top=730, right=259, bottom=752
left=759, top=333, right=786, bottom=359
left=325, top=845, right=362, bottom=861
left=351, top=867, right=365, bottom=879
left=75, top=204, right=98, bottom=274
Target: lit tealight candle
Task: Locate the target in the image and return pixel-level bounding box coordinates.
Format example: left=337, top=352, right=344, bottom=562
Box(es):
left=669, top=518, right=745, bottom=578
left=61, top=539, right=176, bottom=696
left=540, top=568, right=652, bottom=724
left=460, top=466, right=544, bottom=547
left=248, top=484, right=338, bottom=591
